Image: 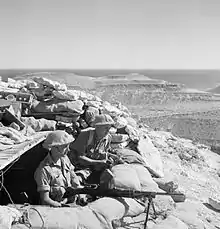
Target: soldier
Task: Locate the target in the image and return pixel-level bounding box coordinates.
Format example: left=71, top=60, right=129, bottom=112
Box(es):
left=34, top=130, right=82, bottom=207
left=68, top=114, right=123, bottom=184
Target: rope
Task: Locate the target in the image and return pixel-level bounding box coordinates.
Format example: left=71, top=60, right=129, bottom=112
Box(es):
left=19, top=206, right=45, bottom=229
left=0, top=170, right=4, bottom=192
left=1, top=184, right=15, bottom=206
left=0, top=174, right=16, bottom=207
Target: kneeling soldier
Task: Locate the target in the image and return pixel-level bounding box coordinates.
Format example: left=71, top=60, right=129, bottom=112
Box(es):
left=34, top=130, right=81, bottom=207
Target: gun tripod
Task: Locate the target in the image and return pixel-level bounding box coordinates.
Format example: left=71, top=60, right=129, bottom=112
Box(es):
left=144, top=196, right=157, bottom=229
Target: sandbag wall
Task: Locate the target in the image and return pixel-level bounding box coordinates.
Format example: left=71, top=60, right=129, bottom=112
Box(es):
left=0, top=76, right=141, bottom=143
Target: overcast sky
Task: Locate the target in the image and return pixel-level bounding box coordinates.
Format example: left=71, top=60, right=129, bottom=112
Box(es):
left=0, top=0, right=220, bottom=69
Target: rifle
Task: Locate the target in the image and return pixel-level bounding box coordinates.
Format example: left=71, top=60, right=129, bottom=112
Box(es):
left=63, top=185, right=186, bottom=229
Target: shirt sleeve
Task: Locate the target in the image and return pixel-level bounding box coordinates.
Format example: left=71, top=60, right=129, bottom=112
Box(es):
left=70, top=170, right=81, bottom=188
left=69, top=164, right=81, bottom=188
left=65, top=156, right=81, bottom=188
left=92, top=134, right=111, bottom=160
left=106, top=134, right=112, bottom=151
left=34, top=167, right=51, bottom=192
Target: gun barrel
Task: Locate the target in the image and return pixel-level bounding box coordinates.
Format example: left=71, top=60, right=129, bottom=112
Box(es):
left=63, top=187, right=185, bottom=199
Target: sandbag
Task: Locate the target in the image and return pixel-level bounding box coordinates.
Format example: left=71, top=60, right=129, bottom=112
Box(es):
left=125, top=125, right=140, bottom=142
left=31, top=100, right=84, bottom=114
left=110, top=164, right=141, bottom=190
left=0, top=126, right=31, bottom=144
left=113, top=116, right=128, bottom=129
left=121, top=198, right=145, bottom=217
left=89, top=197, right=145, bottom=218
left=86, top=100, right=102, bottom=108
left=0, top=143, right=13, bottom=151
left=102, top=101, right=122, bottom=117
left=0, top=206, right=21, bottom=229
left=12, top=204, right=113, bottom=229
left=137, top=136, right=164, bottom=178
left=125, top=117, right=137, bottom=128
left=129, top=164, right=160, bottom=192
left=114, top=148, right=146, bottom=165
left=21, top=117, right=56, bottom=131
left=52, top=90, right=79, bottom=101
left=78, top=91, right=98, bottom=101
left=102, top=163, right=159, bottom=192
left=89, top=197, right=126, bottom=220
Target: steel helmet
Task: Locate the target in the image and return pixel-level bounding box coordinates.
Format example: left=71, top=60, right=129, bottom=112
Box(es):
left=92, top=114, right=114, bottom=126
left=85, top=107, right=100, bottom=125
left=42, top=130, right=74, bottom=149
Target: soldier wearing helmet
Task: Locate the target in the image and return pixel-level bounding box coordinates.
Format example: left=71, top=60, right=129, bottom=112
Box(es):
left=68, top=114, right=123, bottom=184
left=34, top=130, right=82, bottom=207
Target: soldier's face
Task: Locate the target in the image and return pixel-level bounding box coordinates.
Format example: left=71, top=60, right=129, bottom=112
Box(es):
left=95, top=125, right=111, bottom=138
left=52, top=144, right=69, bottom=157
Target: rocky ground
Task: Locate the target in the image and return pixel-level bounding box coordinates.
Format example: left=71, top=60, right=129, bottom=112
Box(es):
left=117, top=130, right=220, bottom=229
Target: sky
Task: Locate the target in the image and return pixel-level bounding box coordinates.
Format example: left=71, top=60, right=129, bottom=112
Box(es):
left=0, top=0, right=220, bottom=69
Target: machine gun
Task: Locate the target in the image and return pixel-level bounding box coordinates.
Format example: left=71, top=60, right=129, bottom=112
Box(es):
left=63, top=185, right=186, bottom=229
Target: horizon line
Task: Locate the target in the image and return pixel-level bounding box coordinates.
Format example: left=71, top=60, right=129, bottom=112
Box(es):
left=1, top=68, right=220, bottom=71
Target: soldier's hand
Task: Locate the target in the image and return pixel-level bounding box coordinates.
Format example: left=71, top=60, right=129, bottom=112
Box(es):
left=76, top=194, right=89, bottom=206
left=94, top=160, right=108, bottom=171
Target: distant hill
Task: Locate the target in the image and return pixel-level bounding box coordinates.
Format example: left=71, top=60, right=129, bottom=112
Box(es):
left=206, top=85, right=220, bottom=94
left=94, top=73, right=167, bottom=86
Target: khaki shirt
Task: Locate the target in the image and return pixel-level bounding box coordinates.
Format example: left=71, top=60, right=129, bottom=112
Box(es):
left=34, top=153, right=80, bottom=202
left=69, top=128, right=111, bottom=168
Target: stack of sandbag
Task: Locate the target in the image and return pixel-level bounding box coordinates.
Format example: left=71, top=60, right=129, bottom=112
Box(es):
left=110, top=116, right=140, bottom=149
left=31, top=99, right=84, bottom=115
left=1, top=76, right=134, bottom=129
left=24, top=77, right=140, bottom=139
left=0, top=126, right=32, bottom=146
left=21, top=117, right=56, bottom=132
left=11, top=197, right=145, bottom=229
left=101, top=163, right=160, bottom=192
left=101, top=101, right=124, bottom=118
left=52, top=89, right=79, bottom=101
